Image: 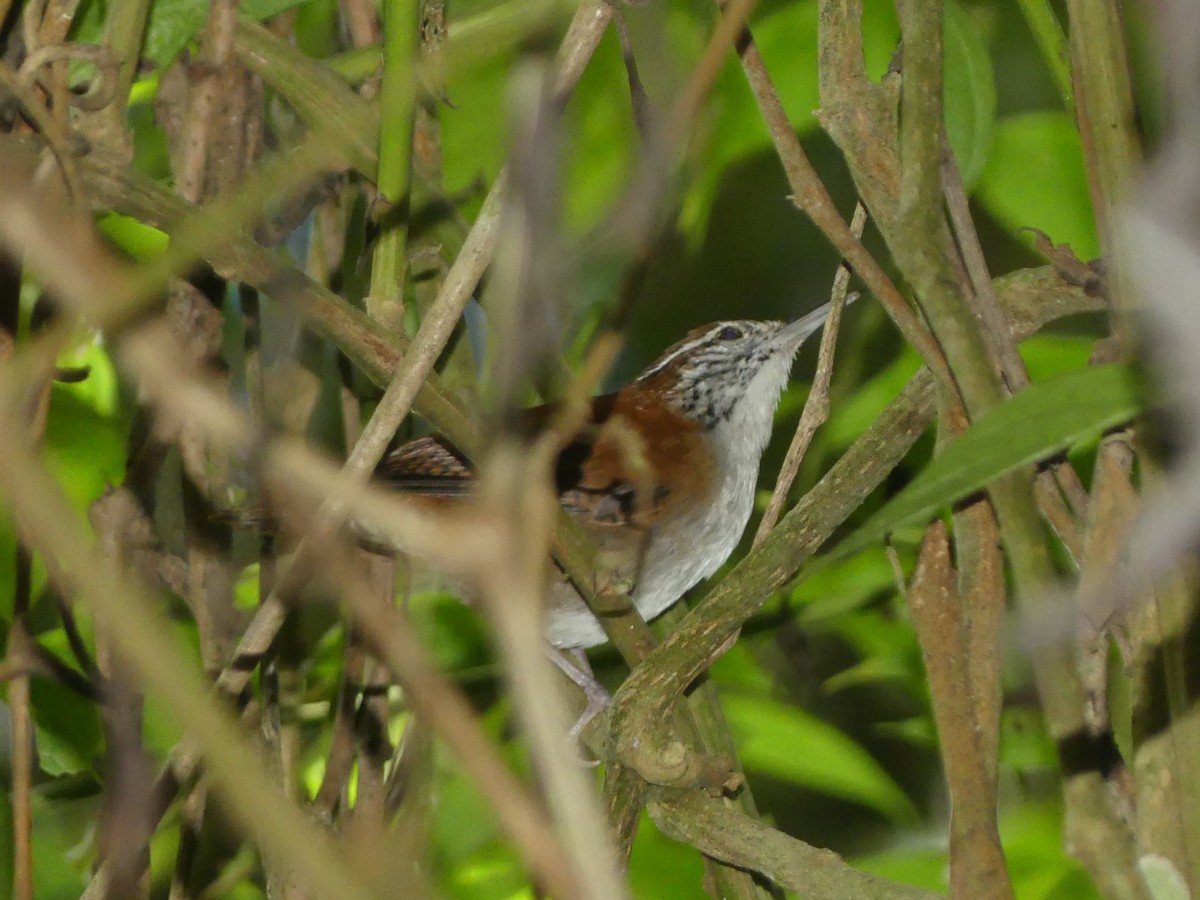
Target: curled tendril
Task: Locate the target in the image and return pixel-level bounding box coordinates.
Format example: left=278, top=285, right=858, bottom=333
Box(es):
left=18, top=44, right=121, bottom=113
left=0, top=62, right=81, bottom=202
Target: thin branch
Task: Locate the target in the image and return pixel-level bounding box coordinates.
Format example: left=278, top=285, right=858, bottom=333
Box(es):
left=648, top=789, right=940, bottom=899
left=908, top=522, right=1013, bottom=899
left=179, top=0, right=239, bottom=204
left=940, top=135, right=1091, bottom=553
left=754, top=202, right=864, bottom=545
left=8, top=548, right=33, bottom=900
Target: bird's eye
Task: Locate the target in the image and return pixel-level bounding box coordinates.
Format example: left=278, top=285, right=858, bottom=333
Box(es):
left=717, top=325, right=743, bottom=341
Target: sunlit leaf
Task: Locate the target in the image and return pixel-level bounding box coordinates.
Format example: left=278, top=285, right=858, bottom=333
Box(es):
left=54, top=338, right=121, bottom=418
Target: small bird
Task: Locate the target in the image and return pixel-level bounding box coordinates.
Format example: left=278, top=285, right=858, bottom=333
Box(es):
left=377, top=303, right=841, bottom=650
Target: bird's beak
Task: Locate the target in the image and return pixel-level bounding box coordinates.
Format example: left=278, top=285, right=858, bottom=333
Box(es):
left=778, top=293, right=858, bottom=349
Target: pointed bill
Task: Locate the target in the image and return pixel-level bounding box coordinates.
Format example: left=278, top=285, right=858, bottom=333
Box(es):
left=777, top=292, right=859, bottom=348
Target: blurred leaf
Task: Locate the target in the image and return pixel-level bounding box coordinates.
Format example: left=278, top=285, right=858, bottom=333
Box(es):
left=682, top=0, right=901, bottom=237
left=707, top=641, right=778, bottom=695
left=141, top=618, right=203, bottom=759
left=44, top=388, right=127, bottom=514
left=817, top=608, right=926, bottom=698
left=428, top=727, right=546, bottom=900
left=723, top=692, right=917, bottom=821
left=627, top=809, right=707, bottom=899
left=0, top=792, right=95, bottom=898
left=1017, top=333, right=1097, bottom=382
left=999, top=707, right=1058, bottom=774
left=156, top=0, right=317, bottom=70
left=824, top=364, right=1142, bottom=565
left=558, top=24, right=644, bottom=234
left=72, top=0, right=316, bottom=75
left=408, top=590, right=491, bottom=672
left=54, top=338, right=121, bottom=418
left=96, top=213, right=169, bottom=262
left=29, top=675, right=103, bottom=777
left=821, top=349, right=922, bottom=448
left=944, top=0, right=997, bottom=189
left=824, top=654, right=916, bottom=693
left=0, top=514, right=16, bottom=623
left=233, top=563, right=261, bottom=612
left=977, top=111, right=1099, bottom=260
left=1001, top=801, right=1100, bottom=900
left=790, top=546, right=898, bottom=623
left=874, top=716, right=938, bottom=748
left=445, top=846, right=532, bottom=900
left=853, top=840, right=948, bottom=894
left=857, top=799, right=1100, bottom=899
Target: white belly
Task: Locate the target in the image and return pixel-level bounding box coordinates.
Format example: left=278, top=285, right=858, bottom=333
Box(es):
left=545, top=442, right=758, bottom=649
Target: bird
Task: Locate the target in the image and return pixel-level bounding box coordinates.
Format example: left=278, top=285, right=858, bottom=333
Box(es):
left=375, top=302, right=843, bottom=650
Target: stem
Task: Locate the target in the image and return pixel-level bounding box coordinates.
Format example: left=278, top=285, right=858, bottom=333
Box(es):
left=103, top=0, right=152, bottom=117
left=368, top=0, right=420, bottom=328
left=1064, top=0, right=1140, bottom=334
left=1016, top=0, right=1075, bottom=113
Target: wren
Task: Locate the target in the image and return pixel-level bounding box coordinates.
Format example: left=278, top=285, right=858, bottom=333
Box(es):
left=376, top=302, right=841, bottom=649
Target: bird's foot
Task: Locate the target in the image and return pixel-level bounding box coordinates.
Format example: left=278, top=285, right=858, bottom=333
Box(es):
left=547, top=647, right=611, bottom=766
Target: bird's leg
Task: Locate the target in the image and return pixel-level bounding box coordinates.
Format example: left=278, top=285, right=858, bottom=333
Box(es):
left=546, top=647, right=610, bottom=762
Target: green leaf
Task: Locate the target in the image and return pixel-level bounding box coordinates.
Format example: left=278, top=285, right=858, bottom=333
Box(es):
left=943, top=0, right=997, bottom=189
left=823, top=363, right=1142, bottom=565
left=30, top=675, right=104, bottom=776
left=999, top=708, right=1058, bottom=774
left=817, top=608, right=927, bottom=697
left=977, top=111, right=1099, bottom=259
left=1018, top=333, right=1098, bottom=382
left=682, top=0, right=901, bottom=237
left=44, top=388, right=127, bottom=515
left=723, top=692, right=916, bottom=821
left=822, top=349, right=922, bottom=447
left=790, top=546, right=899, bottom=623
left=628, top=810, right=707, bottom=899
left=96, top=213, right=168, bottom=262
left=71, top=0, right=316, bottom=75
left=999, top=801, right=1100, bottom=900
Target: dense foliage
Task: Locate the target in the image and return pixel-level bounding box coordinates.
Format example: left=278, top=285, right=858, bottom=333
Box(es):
left=0, top=0, right=1186, bottom=898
